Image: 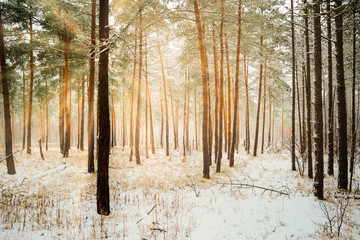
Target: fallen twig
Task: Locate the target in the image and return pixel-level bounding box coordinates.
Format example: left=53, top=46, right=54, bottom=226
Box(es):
left=214, top=182, right=289, bottom=196
left=137, top=203, right=158, bottom=223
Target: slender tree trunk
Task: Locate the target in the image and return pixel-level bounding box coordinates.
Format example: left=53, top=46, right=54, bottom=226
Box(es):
left=175, top=98, right=179, bottom=150
left=291, top=0, right=296, bottom=171
left=0, top=6, right=15, bottom=174
left=63, top=38, right=71, bottom=158
left=22, top=71, right=26, bottom=149
left=97, top=0, right=110, bottom=215
left=212, top=26, right=219, bottom=162
left=225, top=33, right=232, bottom=156
left=135, top=7, right=143, bottom=164
left=46, top=80, right=49, bottom=150
left=193, top=0, right=210, bottom=178
left=313, top=0, right=324, bottom=199
left=186, top=70, right=190, bottom=151
left=160, top=97, right=164, bottom=147
left=296, top=63, right=303, bottom=154
left=183, top=75, right=187, bottom=156
left=59, top=70, right=64, bottom=154
left=304, top=0, right=313, bottom=179
left=349, top=8, right=356, bottom=191
left=268, top=89, right=272, bottom=146
left=145, top=38, right=149, bottom=158
left=194, top=89, right=198, bottom=150
left=335, top=0, right=348, bottom=190
left=159, top=46, right=169, bottom=156
left=281, top=94, right=284, bottom=146
left=27, top=17, right=34, bottom=155
left=261, top=62, right=267, bottom=154
left=253, top=35, right=264, bottom=157
left=327, top=0, right=334, bottom=176
left=88, top=0, right=96, bottom=172
left=77, top=81, right=81, bottom=149
left=244, top=55, right=250, bottom=153
left=169, top=74, right=177, bottom=150
left=230, top=0, right=242, bottom=167
left=129, top=23, right=137, bottom=162
left=80, top=75, right=85, bottom=150
left=147, top=83, right=155, bottom=154
left=217, top=0, right=224, bottom=172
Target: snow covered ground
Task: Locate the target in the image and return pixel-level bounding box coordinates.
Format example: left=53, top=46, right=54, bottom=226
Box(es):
left=1, top=145, right=359, bottom=239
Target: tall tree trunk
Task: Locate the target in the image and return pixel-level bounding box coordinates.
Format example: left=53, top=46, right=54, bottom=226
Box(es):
left=80, top=75, right=85, bottom=150
left=27, top=17, right=34, bottom=155
left=281, top=94, right=284, bottom=146
left=225, top=33, right=232, bottom=156
left=186, top=70, right=190, bottom=151
left=304, top=0, right=313, bottom=179
left=169, top=74, right=177, bottom=150
left=63, top=38, right=70, bottom=158
left=229, top=0, right=242, bottom=167
left=261, top=62, right=267, bottom=154
left=194, top=89, right=198, bottom=150
left=245, top=55, right=250, bottom=153
left=159, top=45, right=169, bottom=156
left=253, top=35, right=263, bottom=157
left=147, top=83, right=155, bottom=154
left=175, top=98, right=179, bottom=151
left=268, top=89, right=272, bottom=146
left=183, top=76, right=187, bottom=156
left=212, top=26, right=219, bottom=162
left=59, top=70, right=64, bottom=154
left=22, top=70, right=26, bottom=149
left=335, top=0, right=348, bottom=190
left=145, top=37, right=149, bottom=158
left=46, top=80, right=49, bottom=151
left=217, top=0, right=224, bottom=172
left=135, top=7, right=143, bottom=164
left=327, top=0, right=334, bottom=176
left=97, top=0, right=110, bottom=215
left=193, top=0, right=210, bottom=178
left=0, top=5, right=15, bottom=174
left=313, top=0, right=324, bottom=199
left=160, top=97, right=164, bottom=147
left=291, top=0, right=296, bottom=171
left=129, top=23, right=137, bottom=162
left=296, top=63, right=303, bottom=154
left=349, top=8, right=356, bottom=191
left=77, top=80, right=81, bottom=149
left=88, top=0, right=96, bottom=172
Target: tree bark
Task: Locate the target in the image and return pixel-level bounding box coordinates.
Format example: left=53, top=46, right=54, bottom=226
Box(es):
left=349, top=8, right=356, bottom=191
left=147, top=82, right=155, bottom=154
left=253, top=35, right=264, bottom=157
left=129, top=23, right=137, bottom=162
left=230, top=0, right=242, bottom=167
left=261, top=62, right=267, bottom=154
left=245, top=55, right=250, bottom=153
left=135, top=7, right=143, bottom=164
left=80, top=75, right=85, bottom=150
left=304, top=0, right=313, bottom=179
left=97, top=0, right=110, bottom=215
left=63, top=38, right=70, bottom=158
left=0, top=5, right=15, bottom=174
left=159, top=45, right=169, bottom=156
left=212, top=26, right=219, bottom=162
left=225, top=33, right=232, bottom=156
left=193, top=0, right=210, bottom=178
left=27, top=17, right=34, bottom=155
left=46, top=80, right=49, bottom=151
left=291, top=0, right=296, bottom=171
left=217, top=0, right=225, bottom=172
left=22, top=71, right=26, bottom=149
left=335, top=0, right=348, bottom=190
left=313, top=0, right=324, bottom=199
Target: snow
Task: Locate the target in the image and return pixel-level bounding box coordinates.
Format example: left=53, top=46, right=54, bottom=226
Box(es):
left=1, top=146, right=359, bottom=239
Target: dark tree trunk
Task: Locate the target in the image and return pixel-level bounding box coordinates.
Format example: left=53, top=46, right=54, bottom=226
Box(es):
left=88, top=0, right=96, bottom=172
left=304, top=0, right=313, bottom=179
left=291, top=0, right=296, bottom=171
left=261, top=62, right=267, bottom=154
left=349, top=8, right=356, bottom=191
left=313, top=0, right=324, bottom=199
left=193, top=0, right=210, bottom=178
left=327, top=0, right=334, bottom=176
left=22, top=71, right=26, bottom=149
left=97, top=0, right=110, bottom=216
left=0, top=5, right=15, bottom=174
left=245, top=55, right=250, bottom=153
left=253, top=35, right=263, bottom=157
left=230, top=0, right=241, bottom=167
left=217, top=0, right=224, bottom=172
left=27, top=17, right=34, bottom=155
left=80, top=76, right=85, bottom=150
left=335, top=0, right=348, bottom=190
left=212, top=26, right=219, bottom=162
left=63, top=38, right=70, bottom=158
left=135, top=7, right=143, bottom=164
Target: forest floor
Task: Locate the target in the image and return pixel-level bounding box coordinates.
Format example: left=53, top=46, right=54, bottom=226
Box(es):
left=0, top=144, right=360, bottom=239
